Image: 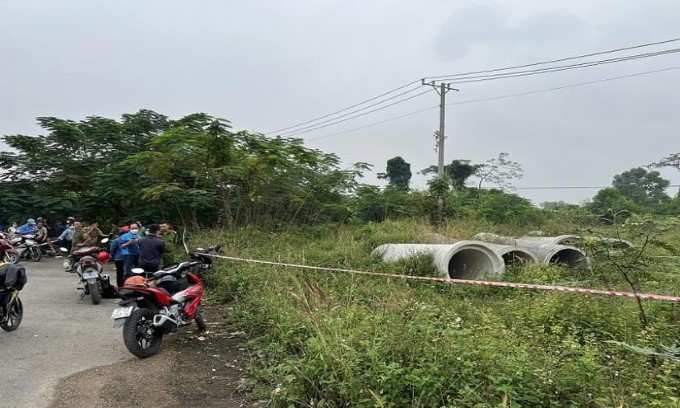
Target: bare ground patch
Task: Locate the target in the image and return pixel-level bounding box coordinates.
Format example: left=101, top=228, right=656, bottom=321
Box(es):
left=48, top=305, right=255, bottom=408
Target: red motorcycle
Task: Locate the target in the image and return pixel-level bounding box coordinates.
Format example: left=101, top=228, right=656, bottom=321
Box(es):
left=0, top=234, right=19, bottom=264
left=111, top=260, right=207, bottom=358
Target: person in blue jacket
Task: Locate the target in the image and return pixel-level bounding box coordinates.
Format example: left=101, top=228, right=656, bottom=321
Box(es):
left=17, top=218, right=38, bottom=235
left=109, top=225, right=129, bottom=287
left=118, top=223, right=140, bottom=279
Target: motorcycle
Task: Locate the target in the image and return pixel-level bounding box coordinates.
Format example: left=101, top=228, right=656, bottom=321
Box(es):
left=14, top=234, right=42, bottom=262
left=61, top=238, right=113, bottom=305
left=111, top=245, right=221, bottom=358
left=0, top=264, right=27, bottom=332
left=0, top=234, right=19, bottom=264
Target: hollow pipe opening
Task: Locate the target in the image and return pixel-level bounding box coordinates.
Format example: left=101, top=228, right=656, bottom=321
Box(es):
left=448, top=248, right=497, bottom=279
left=501, top=250, right=535, bottom=267
left=548, top=248, right=589, bottom=268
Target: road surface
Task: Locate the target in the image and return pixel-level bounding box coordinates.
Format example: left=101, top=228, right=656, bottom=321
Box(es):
left=0, top=258, right=131, bottom=407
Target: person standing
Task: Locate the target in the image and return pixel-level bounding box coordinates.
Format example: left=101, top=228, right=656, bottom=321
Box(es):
left=57, top=221, right=76, bottom=254
left=119, top=223, right=140, bottom=278
left=109, top=225, right=129, bottom=287
left=138, top=224, right=166, bottom=273
left=158, top=221, right=178, bottom=265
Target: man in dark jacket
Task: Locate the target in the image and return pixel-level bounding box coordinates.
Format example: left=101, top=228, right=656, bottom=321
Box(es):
left=137, top=224, right=166, bottom=273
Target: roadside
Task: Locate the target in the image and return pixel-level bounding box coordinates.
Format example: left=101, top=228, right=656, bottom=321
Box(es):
left=48, top=305, right=258, bottom=408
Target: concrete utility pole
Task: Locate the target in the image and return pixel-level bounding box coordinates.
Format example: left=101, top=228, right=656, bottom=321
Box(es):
left=422, top=80, right=457, bottom=177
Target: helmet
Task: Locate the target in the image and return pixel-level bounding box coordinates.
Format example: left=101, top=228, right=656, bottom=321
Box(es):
left=120, top=225, right=130, bottom=233
left=27, top=218, right=36, bottom=225
left=124, top=276, right=147, bottom=286
left=97, top=251, right=110, bottom=262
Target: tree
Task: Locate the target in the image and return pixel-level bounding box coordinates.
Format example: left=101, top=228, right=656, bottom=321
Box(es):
left=650, top=153, right=680, bottom=194
left=377, top=156, right=412, bottom=190
left=588, top=187, right=639, bottom=223
left=612, top=167, right=670, bottom=212
left=473, top=152, right=523, bottom=191
left=421, top=159, right=480, bottom=191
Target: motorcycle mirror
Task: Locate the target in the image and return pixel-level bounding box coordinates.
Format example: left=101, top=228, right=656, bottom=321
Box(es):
left=100, top=238, right=110, bottom=244
left=131, top=267, right=145, bottom=275
left=59, top=247, right=69, bottom=253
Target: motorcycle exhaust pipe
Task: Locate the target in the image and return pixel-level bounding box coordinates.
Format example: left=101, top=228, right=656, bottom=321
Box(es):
left=152, top=314, right=179, bottom=327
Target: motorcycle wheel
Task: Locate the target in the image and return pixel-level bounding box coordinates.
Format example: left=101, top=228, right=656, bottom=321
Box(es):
left=30, top=248, right=41, bottom=262
left=123, top=308, right=163, bottom=358
left=195, top=313, right=207, bottom=332
left=0, top=297, right=23, bottom=332
left=89, top=282, right=101, bottom=305
left=3, top=253, right=19, bottom=264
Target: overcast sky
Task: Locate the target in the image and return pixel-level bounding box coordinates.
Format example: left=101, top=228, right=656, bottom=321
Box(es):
left=1, top=0, right=679, bottom=205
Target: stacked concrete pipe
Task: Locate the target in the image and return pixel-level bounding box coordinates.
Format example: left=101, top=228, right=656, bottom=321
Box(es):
left=472, top=233, right=590, bottom=268
left=372, top=242, right=505, bottom=280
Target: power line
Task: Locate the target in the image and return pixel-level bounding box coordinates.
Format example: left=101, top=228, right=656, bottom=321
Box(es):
left=425, top=37, right=680, bottom=80
left=275, top=85, right=425, bottom=137
left=266, top=79, right=421, bottom=135
left=304, top=65, right=680, bottom=141
left=431, top=48, right=680, bottom=84
left=446, top=66, right=680, bottom=106
left=277, top=89, right=434, bottom=137
left=269, top=37, right=680, bottom=136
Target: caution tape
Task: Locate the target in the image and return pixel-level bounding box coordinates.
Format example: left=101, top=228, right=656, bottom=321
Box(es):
left=200, top=253, right=680, bottom=303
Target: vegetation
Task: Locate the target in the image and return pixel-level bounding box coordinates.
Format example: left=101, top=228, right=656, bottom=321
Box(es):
left=3, top=111, right=680, bottom=406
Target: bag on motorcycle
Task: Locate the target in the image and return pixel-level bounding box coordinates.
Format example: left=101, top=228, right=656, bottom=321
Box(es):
left=0, top=264, right=27, bottom=291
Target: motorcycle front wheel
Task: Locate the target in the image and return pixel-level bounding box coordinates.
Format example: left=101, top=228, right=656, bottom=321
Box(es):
left=123, top=308, right=164, bottom=358
left=29, top=248, right=41, bottom=262
left=0, top=297, right=23, bottom=332
left=3, top=253, right=19, bottom=264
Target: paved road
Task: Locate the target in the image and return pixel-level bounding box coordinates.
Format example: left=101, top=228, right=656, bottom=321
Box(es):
left=0, top=259, right=131, bottom=407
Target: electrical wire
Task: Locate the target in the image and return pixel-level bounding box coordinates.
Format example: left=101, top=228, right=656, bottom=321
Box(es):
left=303, top=65, right=680, bottom=141
left=275, top=85, right=426, bottom=137
left=425, top=37, right=680, bottom=80
left=431, top=48, right=680, bottom=84
left=269, top=37, right=680, bottom=136
left=277, top=89, right=434, bottom=137
left=266, top=79, right=421, bottom=135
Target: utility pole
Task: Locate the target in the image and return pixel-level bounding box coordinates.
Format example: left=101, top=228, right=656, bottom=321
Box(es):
left=422, top=80, right=457, bottom=177
left=422, top=80, right=458, bottom=230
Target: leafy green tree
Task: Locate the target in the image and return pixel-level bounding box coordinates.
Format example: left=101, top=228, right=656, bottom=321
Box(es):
left=612, top=167, right=670, bottom=212
left=421, top=160, right=480, bottom=191
left=474, top=190, right=542, bottom=225
left=588, top=187, right=639, bottom=223
left=377, top=156, right=412, bottom=190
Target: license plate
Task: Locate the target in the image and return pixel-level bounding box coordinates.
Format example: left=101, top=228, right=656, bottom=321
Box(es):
left=110, top=306, right=133, bottom=319
left=82, top=271, right=99, bottom=279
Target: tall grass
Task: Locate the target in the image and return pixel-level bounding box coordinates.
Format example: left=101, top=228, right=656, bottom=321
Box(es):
left=198, top=218, right=680, bottom=407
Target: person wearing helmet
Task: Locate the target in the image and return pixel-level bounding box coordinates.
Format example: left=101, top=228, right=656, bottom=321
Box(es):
left=17, top=218, right=38, bottom=235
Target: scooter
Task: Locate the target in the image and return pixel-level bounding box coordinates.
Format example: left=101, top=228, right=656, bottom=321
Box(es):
left=61, top=238, right=113, bottom=305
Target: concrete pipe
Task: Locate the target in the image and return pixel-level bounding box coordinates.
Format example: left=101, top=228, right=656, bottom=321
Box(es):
left=479, top=242, right=538, bottom=267
left=372, top=242, right=505, bottom=280
left=472, top=233, right=590, bottom=268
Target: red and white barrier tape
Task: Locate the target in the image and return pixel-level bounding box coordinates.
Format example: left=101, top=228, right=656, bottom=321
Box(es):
left=201, top=253, right=680, bottom=303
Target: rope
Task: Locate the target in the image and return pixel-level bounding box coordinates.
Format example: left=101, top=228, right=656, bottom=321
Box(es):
left=199, top=253, right=680, bottom=303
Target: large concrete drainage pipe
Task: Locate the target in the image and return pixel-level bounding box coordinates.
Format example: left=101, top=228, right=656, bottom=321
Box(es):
left=480, top=243, right=538, bottom=267
left=372, top=242, right=505, bottom=280
left=472, top=233, right=590, bottom=268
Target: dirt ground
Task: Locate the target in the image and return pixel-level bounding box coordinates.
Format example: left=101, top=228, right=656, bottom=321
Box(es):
left=48, top=305, right=262, bottom=408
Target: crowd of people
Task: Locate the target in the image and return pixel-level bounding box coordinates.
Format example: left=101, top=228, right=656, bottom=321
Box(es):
left=2, top=217, right=180, bottom=288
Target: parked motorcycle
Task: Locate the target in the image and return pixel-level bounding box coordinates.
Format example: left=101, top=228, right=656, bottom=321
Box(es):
left=0, top=234, right=19, bottom=264
left=111, top=245, right=221, bottom=358
left=61, top=239, right=113, bottom=305
left=0, top=264, right=27, bottom=332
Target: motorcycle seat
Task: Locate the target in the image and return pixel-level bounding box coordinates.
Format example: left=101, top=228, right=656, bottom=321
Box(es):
left=153, top=261, right=191, bottom=277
